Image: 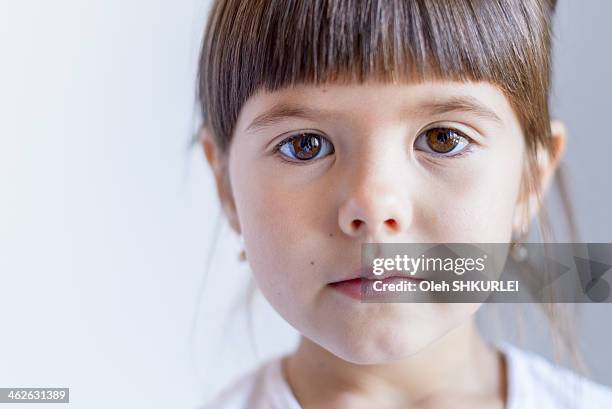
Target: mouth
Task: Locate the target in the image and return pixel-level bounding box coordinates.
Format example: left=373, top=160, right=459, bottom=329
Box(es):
left=327, top=268, right=425, bottom=301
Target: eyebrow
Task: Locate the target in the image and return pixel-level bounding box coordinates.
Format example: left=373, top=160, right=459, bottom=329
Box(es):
left=410, top=96, right=504, bottom=125
left=245, top=105, right=334, bottom=133
left=245, top=95, right=503, bottom=133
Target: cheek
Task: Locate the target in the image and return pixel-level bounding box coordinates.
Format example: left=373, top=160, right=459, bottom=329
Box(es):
left=422, top=149, right=523, bottom=242
left=230, top=161, right=325, bottom=313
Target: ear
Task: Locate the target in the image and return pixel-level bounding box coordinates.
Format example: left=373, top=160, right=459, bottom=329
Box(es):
left=512, top=120, right=567, bottom=235
left=199, top=127, right=242, bottom=235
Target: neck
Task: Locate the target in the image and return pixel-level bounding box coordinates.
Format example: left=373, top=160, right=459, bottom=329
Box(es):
left=285, top=318, right=507, bottom=407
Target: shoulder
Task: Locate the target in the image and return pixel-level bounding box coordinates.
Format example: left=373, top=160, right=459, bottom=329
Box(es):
left=200, top=356, right=300, bottom=409
left=501, top=342, right=612, bottom=409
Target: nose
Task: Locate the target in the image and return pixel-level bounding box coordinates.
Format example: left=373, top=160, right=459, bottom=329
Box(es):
left=338, top=154, right=412, bottom=241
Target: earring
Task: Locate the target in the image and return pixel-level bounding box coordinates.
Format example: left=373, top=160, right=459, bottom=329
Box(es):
left=510, top=228, right=528, bottom=263
left=238, top=235, right=247, bottom=262
left=238, top=249, right=247, bottom=262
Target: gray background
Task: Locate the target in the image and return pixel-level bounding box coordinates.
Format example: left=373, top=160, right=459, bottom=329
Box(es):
left=0, top=1, right=610, bottom=408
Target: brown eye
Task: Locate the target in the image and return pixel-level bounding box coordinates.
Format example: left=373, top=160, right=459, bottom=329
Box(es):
left=415, top=127, right=471, bottom=157
left=277, top=132, right=334, bottom=162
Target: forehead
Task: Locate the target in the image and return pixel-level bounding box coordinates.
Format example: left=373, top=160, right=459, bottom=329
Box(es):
left=236, top=81, right=521, bottom=135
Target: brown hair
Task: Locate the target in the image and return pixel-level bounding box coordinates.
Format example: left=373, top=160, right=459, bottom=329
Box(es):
left=195, top=0, right=586, bottom=375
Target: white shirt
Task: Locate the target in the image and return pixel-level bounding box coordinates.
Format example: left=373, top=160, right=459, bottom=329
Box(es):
left=202, top=342, right=612, bottom=408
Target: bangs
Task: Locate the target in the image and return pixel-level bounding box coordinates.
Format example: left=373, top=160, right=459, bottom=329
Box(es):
left=199, top=0, right=555, bottom=151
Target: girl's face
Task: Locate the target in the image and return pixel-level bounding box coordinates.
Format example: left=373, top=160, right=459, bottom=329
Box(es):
left=223, top=81, right=527, bottom=363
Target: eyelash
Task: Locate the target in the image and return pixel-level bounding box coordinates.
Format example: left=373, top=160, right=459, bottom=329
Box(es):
left=415, top=127, right=476, bottom=160
left=272, top=133, right=334, bottom=165
left=272, top=127, right=476, bottom=164
left=424, top=146, right=473, bottom=160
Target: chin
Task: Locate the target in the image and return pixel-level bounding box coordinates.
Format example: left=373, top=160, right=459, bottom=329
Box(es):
left=317, top=321, right=439, bottom=365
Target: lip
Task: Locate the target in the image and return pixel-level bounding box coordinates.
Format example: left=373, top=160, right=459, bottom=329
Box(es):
left=331, top=267, right=424, bottom=282
left=328, top=268, right=424, bottom=301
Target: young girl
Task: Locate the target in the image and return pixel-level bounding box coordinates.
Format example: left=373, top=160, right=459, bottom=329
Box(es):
left=197, top=0, right=612, bottom=407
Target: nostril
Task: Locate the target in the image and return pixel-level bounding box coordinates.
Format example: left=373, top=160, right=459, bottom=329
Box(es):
left=351, top=219, right=364, bottom=231
left=385, top=219, right=398, bottom=230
